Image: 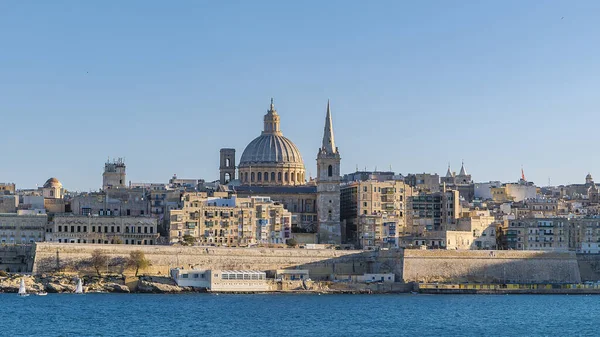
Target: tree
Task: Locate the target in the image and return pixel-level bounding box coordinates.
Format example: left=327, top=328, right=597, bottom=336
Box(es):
left=182, top=235, right=195, bottom=246
left=90, top=249, right=109, bottom=277
left=286, top=238, right=298, bottom=247
left=128, top=250, right=150, bottom=277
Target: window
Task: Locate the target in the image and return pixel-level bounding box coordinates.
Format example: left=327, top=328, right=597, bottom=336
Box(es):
left=278, top=172, right=282, bottom=181
left=264, top=172, right=268, bottom=182
left=271, top=172, right=275, bottom=181
left=193, top=274, right=199, bottom=278
left=77, top=226, right=81, bottom=233
left=328, top=165, right=333, bottom=177
left=182, top=274, right=189, bottom=279
left=257, top=172, right=262, bottom=181
left=251, top=172, right=255, bottom=182
left=285, top=172, right=288, bottom=182
left=58, top=226, right=62, bottom=232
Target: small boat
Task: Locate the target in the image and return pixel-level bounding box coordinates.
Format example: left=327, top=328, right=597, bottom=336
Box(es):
left=36, top=291, right=48, bottom=296
left=410, top=291, right=419, bottom=295
left=18, top=278, right=29, bottom=297
left=75, top=278, right=84, bottom=294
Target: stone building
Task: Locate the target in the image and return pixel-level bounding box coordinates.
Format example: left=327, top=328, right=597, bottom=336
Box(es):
left=42, top=177, right=66, bottom=213
left=167, top=192, right=292, bottom=246
left=356, top=213, right=401, bottom=249
left=221, top=99, right=341, bottom=243
left=0, top=183, right=16, bottom=195
left=315, top=101, right=342, bottom=244
left=47, top=215, right=158, bottom=245
left=404, top=173, right=440, bottom=193
left=409, top=188, right=460, bottom=233
left=237, top=99, right=305, bottom=186
left=0, top=213, right=47, bottom=244
left=70, top=189, right=149, bottom=217
left=341, top=179, right=412, bottom=245
left=102, top=158, right=126, bottom=190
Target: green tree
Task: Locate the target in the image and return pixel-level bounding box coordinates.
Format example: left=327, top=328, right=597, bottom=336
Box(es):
left=90, top=249, right=109, bottom=277
left=286, top=238, right=298, bottom=247
left=182, top=235, right=195, bottom=246
left=128, top=250, right=150, bottom=276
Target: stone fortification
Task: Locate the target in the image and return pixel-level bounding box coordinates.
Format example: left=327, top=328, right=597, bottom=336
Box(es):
left=403, top=250, right=581, bottom=283
left=32, top=243, right=401, bottom=280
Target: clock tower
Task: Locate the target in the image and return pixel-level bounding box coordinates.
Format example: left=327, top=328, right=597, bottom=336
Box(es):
left=316, top=100, right=342, bottom=244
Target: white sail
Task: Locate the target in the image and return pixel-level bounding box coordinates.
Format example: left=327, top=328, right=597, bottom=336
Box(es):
left=18, top=278, right=27, bottom=295
left=75, top=279, right=83, bottom=294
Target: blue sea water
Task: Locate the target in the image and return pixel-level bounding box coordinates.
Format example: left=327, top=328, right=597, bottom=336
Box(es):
left=1, top=293, right=596, bottom=336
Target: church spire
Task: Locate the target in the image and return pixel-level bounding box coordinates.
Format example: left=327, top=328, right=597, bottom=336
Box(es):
left=321, top=100, right=336, bottom=154
left=446, top=163, right=452, bottom=177
left=459, top=160, right=467, bottom=176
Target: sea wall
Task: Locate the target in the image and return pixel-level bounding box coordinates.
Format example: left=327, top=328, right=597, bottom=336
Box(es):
left=402, top=250, right=581, bottom=283
left=32, top=243, right=403, bottom=280
left=32, top=244, right=586, bottom=284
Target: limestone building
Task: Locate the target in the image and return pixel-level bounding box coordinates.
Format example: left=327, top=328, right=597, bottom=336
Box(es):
left=103, top=158, right=126, bottom=190
left=0, top=213, right=47, bottom=244
left=237, top=99, right=305, bottom=186
left=47, top=215, right=158, bottom=245
left=167, top=192, right=292, bottom=246
left=316, top=101, right=342, bottom=244
left=221, top=99, right=342, bottom=243
left=341, top=179, right=413, bottom=245
left=42, top=177, right=66, bottom=213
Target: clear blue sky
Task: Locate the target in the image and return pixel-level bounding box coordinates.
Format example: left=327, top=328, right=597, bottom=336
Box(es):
left=1, top=0, right=598, bottom=191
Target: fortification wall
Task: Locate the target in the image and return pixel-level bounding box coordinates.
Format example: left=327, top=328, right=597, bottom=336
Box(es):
left=576, top=254, right=600, bottom=282
left=32, top=243, right=403, bottom=280
left=403, top=250, right=581, bottom=283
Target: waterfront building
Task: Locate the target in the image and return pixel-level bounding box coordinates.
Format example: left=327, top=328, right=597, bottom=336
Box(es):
left=171, top=269, right=268, bottom=292
left=0, top=213, right=47, bottom=244
left=167, top=193, right=292, bottom=246
left=275, top=269, right=310, bottom=281
left=0, top=195, right=19, bottom=213
left=70, top=189, right=149, bottom=217
left=340, top=179, right=412, bottom=245
left=47, top=215, right=158, bottom=245
left=455, top=210, right=497, bottom=249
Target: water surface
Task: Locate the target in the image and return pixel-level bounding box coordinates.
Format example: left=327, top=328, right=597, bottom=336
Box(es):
left=2, top=293, right=595, bottom=336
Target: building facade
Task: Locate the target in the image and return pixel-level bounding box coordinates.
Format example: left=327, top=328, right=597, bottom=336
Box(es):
left=0, top=213, right=47, bottom=244
left=47, top=215, right=158, bottom=245
left=167, top=193, right=292, bottom=246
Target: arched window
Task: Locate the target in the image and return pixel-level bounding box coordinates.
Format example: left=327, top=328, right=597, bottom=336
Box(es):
left=297, top=172, right=301, bottom=183
left=328, top=165, right=333, bottom=177
left=328, top=210, right=332, bottom=221
left=251, top=172, right=255, bottom=182
left=257, top=172, right=262, bottom=181
left=264, top=172, right=269, bottom=182
left=244, top=172, right=248, bottom=182
left=225, top=158, right=231, bottom=167
left=271, top=172, right=276, bottom=182
left=291, top=172, right=295, bottom=182
left=285, top=172, right=288, bottom=182
left=225, top=173, right=231, bottom=183
left=278, top=172, right=282, bottom=181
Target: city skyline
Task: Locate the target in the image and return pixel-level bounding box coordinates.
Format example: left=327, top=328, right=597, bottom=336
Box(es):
left=2, top=1, right=600, bottom=190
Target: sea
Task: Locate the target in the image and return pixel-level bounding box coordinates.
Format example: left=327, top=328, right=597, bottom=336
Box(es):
left=2, top=293, right=596, bottom=336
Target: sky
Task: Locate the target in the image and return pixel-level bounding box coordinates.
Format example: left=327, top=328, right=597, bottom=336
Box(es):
left=1, top=0, right=599, bottom=191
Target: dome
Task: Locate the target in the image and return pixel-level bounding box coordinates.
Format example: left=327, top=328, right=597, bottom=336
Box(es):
left=43, top=177, right=62, bottom=188
left=239, top=134, right=303, bottom=166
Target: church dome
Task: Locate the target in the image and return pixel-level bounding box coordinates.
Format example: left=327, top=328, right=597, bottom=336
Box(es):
left=238, top=99, right=304, bottom=169
left=43, top=177, right=62, bottom=188
left=237, top=99, right=305, bottom=186
left=239, top=134, right=303, bottom=166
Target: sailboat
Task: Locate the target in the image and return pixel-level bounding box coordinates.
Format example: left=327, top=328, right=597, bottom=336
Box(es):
left=74, top=278, right=84, bottom=294
left=18, top=278, right=29, bottom=297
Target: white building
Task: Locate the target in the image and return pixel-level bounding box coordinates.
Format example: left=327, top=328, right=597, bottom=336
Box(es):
left=170, top=269, right=269, bottom=292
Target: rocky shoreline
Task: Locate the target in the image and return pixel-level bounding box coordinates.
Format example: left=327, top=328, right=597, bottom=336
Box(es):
left=0, top=273, right=412, bottom=294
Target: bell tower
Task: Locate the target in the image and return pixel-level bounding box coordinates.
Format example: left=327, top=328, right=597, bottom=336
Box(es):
left=316, top=100, right=342, bottom=244
left=220, top=148, right=236, bottom=184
